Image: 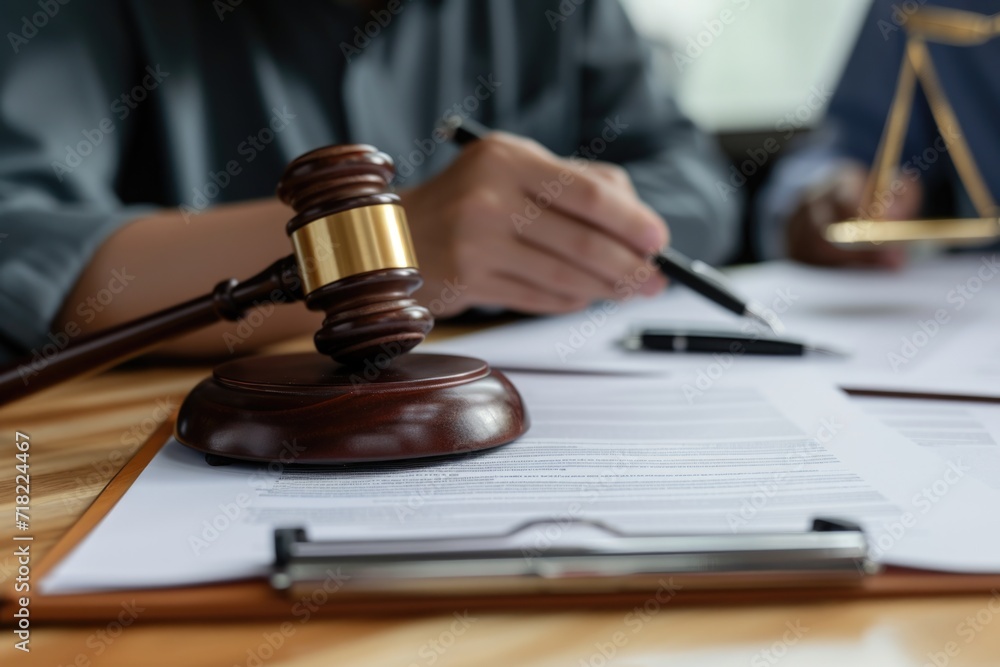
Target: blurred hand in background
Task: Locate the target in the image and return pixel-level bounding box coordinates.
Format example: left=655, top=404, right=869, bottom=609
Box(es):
left=785, top=163, right=920, bottom=269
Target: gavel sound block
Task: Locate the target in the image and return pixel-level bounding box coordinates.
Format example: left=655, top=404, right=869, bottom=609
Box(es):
left=180, top=145, right=528, bottom=463
left=0, top=145, right=528, bottom=464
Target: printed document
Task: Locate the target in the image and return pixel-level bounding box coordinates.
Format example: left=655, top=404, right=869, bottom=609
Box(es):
left=43, top=370, right=1000, bottom=594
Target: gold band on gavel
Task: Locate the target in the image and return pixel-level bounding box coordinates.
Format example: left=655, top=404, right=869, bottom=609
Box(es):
left=290, top=204, right=418, bottom=295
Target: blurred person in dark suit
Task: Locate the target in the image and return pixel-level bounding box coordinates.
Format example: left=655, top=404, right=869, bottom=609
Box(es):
left=758, top=0, right=999, bottom=267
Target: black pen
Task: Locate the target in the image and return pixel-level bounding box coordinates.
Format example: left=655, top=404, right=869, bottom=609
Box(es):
left=622, top=327, right=841, bottom=357
left=441, top=115, right=492, bottom=147
left=652, top=248, right=784, bottom=334
left=439, top=116, right=784, bottom=334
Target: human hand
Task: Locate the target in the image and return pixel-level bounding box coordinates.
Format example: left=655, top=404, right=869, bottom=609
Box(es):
left=399, top=132, right=668, bottom=317
left=786, top=163, right=921, bottom=268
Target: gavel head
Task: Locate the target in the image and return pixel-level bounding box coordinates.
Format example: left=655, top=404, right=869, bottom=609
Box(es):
left=277, top=145, right=433, bottom=367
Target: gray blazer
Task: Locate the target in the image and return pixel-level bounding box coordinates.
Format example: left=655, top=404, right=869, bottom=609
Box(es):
left=0, top=0, right=738, bottom=357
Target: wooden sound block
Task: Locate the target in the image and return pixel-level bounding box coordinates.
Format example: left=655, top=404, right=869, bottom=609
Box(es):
left=175, top=353, right=528, bottom=464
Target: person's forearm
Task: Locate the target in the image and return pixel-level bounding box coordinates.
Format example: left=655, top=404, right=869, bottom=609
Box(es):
left=55, top=198, right=323, bottom=359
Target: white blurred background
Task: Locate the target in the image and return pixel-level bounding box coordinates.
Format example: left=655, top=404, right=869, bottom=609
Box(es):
left=620, top=0, right=872, bottom=131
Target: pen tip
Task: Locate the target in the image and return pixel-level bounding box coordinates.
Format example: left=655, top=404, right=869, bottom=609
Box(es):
left=438, top=114, right=462, bottom=140
left=746, top=303, right=786, bottom=335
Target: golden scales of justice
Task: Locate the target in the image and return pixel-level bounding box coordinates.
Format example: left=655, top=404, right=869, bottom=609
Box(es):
left=824, top=7, right=1000, bottom=247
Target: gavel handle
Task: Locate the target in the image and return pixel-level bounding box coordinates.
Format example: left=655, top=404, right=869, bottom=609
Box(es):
left=0, top=255, right=303, bottom=405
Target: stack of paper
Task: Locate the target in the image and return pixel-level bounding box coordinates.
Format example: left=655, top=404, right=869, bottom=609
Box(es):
left=42, top=255, right=1000, bottom=594
left=43, top=369, right=1000, bottom=594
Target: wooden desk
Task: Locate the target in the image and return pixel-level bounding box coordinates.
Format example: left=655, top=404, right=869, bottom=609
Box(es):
left=2, top=331, right=999, bottom=667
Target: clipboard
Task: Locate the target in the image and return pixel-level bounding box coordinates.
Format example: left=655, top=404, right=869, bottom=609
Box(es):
left=13, top=417, right=1000, bottom=622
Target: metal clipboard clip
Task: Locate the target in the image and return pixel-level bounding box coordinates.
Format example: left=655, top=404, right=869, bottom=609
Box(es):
left=271, top=518, right=879, bottom=598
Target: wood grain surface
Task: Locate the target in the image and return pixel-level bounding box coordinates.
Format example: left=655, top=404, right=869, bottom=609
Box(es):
left=2, top=331, right=999, bottom=667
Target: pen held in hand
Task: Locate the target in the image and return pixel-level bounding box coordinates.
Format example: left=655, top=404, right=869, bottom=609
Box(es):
left=439, top=116, right=784, bottom=334
left=652, top=249, right=785, bottom=335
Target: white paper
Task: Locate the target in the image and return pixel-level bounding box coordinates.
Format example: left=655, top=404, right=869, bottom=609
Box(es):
left=854, top=396, right=1000, bottom=490
left=425, top=255, right=1000, bottom=399
left=42, top=370, right=1000, bottom=595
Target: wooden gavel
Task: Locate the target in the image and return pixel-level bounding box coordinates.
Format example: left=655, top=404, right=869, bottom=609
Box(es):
left=0, top=145, right=527, bottom=464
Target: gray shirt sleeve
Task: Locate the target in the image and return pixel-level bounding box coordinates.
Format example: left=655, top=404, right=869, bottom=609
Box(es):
left=0, top=0, right=744, bottom=365
left=579, top=0, right=741, bottom=265
left=0, top=2, right=153, bottom=357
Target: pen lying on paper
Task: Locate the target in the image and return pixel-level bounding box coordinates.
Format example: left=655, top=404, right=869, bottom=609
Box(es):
left=440, top=116, right=784, bottom=335
left=623, top=327, right=843, bottom=357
